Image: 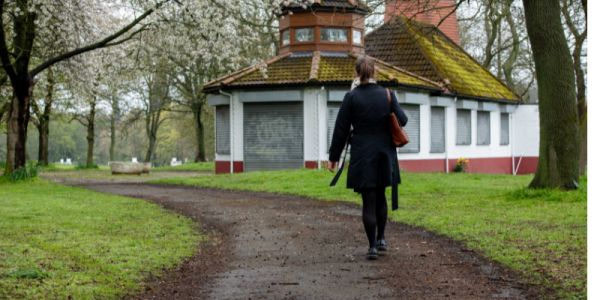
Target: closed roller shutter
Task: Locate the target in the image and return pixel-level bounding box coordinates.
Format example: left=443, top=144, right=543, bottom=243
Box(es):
left=398, top=104, right=420, bottom=153
left=244, top=103, right=303, bottom=171
left=477, top=111, right=491, bottom=145
left=456, top=109, right=471, bottom=145
left=430, top=107, right=445, bottom=153
left=327, top=103, right=340, bottom=151
left=215, top=106, right=230, bottom=155
left=500, top=113, right=509, bottom=145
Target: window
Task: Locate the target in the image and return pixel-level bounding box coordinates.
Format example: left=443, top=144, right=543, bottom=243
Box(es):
left=352, top=29, right=362, bottom=45
left=327, top=104, right=340, bottom=151
left=430, top=107, right=445, bottom=153
left=456, top=109, right=471, bottom=145
left=477, top=111, right=491, bottom=145
left=215, top=106, right=230, bottom=155
left=320, top=28, right=348, bottom=42
left=281, top=30, right=290, bottom=46
left=398, top=104, right=420, bottom=153
left=295, top=28, right=314, bottom=42
left=500, top=113, right=510, bottom=145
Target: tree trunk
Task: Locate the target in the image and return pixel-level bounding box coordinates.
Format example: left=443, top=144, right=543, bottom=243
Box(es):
left=109, top=94, right=119, bottom=162
left=37, top=117, right=49, bottom=166
left=523, top=0, right=580, bottom=189
left=144, top=110, right=161, bottom=163
left=5, top=79, right=32, bottom=173
left=192, top=102, right=207, bottom=162
left=37, top=68, right=54, bottom=166
left=86, top=100, right=96, bottom=167
left=574, top=44, right=586, bottom=175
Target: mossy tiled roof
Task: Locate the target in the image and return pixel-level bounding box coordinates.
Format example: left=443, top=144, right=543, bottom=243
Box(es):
left=365, top=16, right=519, bottom=101
left=203, top=52, right=442, bottom=92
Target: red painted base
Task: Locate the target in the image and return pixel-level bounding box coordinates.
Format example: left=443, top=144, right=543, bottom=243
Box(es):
left=399, top=156, right=538, bottom=174
left=215, top=157, right=538, bottom=175
left=215, top=161, right=244, bottom=174
left=304, top=161, right=319, bottom=169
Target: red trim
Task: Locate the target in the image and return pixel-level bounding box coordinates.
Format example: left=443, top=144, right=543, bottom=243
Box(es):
left=398, top=156, right=538, bottom=174
left=513, top=157, right=538, bottom=175
left=304, top=161, right=319, bottom=169
left=215, top=161, right=244, bottom=174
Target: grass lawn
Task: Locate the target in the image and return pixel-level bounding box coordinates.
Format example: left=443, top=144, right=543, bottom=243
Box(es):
left=0, top=178, right=202, bottom=299
left=152, top=162, right=214, bottom=172
left=154, top=169, right=587, bottom=299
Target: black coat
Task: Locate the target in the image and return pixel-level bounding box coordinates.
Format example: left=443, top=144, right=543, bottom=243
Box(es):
left=329, top=83, right=408, bottom=192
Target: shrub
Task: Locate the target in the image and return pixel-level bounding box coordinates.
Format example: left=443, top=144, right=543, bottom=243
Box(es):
left=75, top=163, right=99, bottom=170
left=453, top=157, right=469, bottom=173
left=8, top=161, right=39, bottom=181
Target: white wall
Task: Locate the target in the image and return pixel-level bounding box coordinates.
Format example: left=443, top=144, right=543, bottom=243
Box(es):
left=513, top=104, right=540, bottom=157
left=214, top=91, right=244, bottom=162
left=304, top=88, right=322, bottom=164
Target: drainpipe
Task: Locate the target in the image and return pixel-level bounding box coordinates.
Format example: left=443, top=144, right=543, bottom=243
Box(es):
left=219, top=89, right=234, bottom=174
left=511, top=112, right=515, bottom=175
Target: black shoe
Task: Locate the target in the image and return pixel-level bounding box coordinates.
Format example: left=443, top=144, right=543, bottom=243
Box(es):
left=367, top=247, right=378, bottom=260
left=376, top=239, right=388, bottom=252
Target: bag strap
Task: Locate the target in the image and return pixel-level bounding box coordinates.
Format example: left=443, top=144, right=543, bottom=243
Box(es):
left=329, top=134, right=350, bottom=187
left=386, top=88, right=391, bottom=105
left=386, top=88, right=400, bottom=211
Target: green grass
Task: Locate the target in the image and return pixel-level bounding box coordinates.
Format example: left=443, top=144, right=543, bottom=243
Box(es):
left=0, top=178, right=202, bottom=299
left=40, top=163, right=110, bottom=172
left=153, top=169, right=587, bottom=299
left=152, top=162, right=214, bottom=172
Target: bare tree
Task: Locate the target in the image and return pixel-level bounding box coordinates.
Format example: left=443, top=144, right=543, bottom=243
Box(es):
left=30, top=68, right=55, bottom=166
left=561, top=0, right=587, bottom=174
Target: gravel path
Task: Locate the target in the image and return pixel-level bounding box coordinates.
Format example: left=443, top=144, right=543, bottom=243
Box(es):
left=63, top=179, right=544, bottom=300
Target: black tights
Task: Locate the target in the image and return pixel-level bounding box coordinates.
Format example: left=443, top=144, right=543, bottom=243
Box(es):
left=360, top=187, right=388, bottom=248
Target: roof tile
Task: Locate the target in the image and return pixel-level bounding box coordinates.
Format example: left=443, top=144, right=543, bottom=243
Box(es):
left=366, top=16, right=519, bottom=101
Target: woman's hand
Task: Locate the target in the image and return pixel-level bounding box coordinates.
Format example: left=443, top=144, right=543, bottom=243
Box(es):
left=327, top=161, right=338, bottom=172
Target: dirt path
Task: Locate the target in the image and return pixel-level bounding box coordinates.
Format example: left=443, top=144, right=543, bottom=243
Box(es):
left=74, top=181, right=540, bottom=299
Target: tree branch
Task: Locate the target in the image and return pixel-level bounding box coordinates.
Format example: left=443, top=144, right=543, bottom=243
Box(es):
left=30, top=0, right=171, bottom=77
left=0, top=0, right=17, bottom=82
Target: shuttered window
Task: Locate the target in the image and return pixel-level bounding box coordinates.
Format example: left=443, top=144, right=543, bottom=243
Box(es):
left=327, top=103, right=340, bottom=151
left=456, top=109, right=471, bottom=145
left=215, top=105, right=230, bottom=155
left=398, top=104, right=420, bottom=153
left=243, top=103, right=304, bottom=171
left=500, top=113, right=510, bottom=145
left=430, top=107, right=445, bottom=153
left=477, top=111, right=491, bottom=145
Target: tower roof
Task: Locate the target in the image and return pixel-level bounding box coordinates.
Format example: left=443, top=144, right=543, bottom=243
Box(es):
left=365, top=16, right=519, bottom=102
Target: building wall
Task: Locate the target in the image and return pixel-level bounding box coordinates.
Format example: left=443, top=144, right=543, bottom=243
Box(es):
left=210, top=87, right=539, bottom=174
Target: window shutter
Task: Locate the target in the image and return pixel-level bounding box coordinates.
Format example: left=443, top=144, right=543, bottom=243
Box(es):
left=456, top=109, right=471, bottom=145
left=477, top=111, right=491, bottom=145
left=500, top=113, right=510, bottom=145
left=398, top=104, right=420, bottom=153
left=215, top=105, right=230, bottom=155
left=327, top=104, right=340, bottom=151
left=430, top=107, right=445, bottom=153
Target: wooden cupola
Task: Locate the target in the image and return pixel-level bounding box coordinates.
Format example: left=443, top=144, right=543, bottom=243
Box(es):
left=277, top=0, right=369, bottom=55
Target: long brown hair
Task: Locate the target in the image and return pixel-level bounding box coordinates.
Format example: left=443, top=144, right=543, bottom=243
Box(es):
left=355, top=55, right=375, bottom=84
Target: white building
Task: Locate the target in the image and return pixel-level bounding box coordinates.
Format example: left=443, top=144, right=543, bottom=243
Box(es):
left=205, top=0, right=539, bottom=174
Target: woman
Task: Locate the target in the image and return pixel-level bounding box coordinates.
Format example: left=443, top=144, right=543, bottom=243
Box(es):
left=328, top=56, right=408, bottom=260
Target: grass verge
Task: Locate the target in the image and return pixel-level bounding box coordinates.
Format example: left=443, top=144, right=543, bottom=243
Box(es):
left=152, top=162, right=214, bottom=172
left=153, top=169, right=587, bottom=299
left=0, top=178, right=202, bottom=299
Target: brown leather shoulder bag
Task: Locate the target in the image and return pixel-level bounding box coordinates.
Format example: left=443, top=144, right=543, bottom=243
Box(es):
left=386, top=89, right=409, bottom=147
